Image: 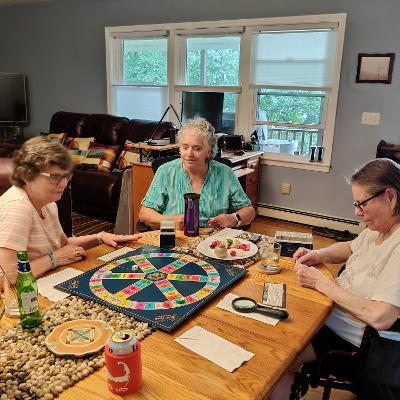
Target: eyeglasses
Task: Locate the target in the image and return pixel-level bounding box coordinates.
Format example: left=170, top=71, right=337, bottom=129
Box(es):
left=40, top=172, right=73, bottom=185
left=353, top=189, right=386, bottom=211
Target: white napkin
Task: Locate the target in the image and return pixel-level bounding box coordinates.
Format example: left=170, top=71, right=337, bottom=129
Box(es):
left=175, top=325, right=254, bottom=372
left=37, top=268, right=83, bottom=302
left=98, top=246, right=133, bottom=262
left=217, top=293, right=279, bottom=326
left=207, top=228, right=244, bottom=241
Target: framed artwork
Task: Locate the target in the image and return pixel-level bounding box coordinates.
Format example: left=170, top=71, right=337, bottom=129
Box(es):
left=356, top=53, right=395, bottom=83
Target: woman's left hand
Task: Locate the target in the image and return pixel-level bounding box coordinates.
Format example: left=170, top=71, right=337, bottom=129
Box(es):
left=99, top=232, right=142, bottom=248
left=208, top=214, right=237, bottom=228
left=294, top=262, right=330, bottom=290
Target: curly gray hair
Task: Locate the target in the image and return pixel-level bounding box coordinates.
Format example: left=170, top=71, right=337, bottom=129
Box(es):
left=177, top=118, right=218, bottom=159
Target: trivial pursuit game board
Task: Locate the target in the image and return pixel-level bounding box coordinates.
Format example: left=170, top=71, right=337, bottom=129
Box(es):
left=56, top=245, right=246, bottom=332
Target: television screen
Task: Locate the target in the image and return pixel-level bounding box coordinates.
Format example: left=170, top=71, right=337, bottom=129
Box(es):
left=181, top=91, right=224, bottom=132
left=0, top=73, right=28, bottom=124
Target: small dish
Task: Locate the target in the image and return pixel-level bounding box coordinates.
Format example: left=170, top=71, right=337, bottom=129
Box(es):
left=197, top=237, right=258, bottom=260
left=45, top=319, right=113, bottom=357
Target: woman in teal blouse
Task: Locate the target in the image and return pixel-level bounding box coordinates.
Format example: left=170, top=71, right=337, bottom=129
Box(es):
left=139, top=118, right=255, bottom=230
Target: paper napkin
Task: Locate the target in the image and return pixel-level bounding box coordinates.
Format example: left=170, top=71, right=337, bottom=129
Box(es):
left=175, top=325, right=254, bottom=372
left=217, top=293, right=279, bottom=326
left=207, top=228, right=244, bottom=241
left=37, top=268, right=83, bottom=302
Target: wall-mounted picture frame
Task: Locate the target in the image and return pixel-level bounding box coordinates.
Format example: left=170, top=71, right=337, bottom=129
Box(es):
left=356, top=53, right=395, bottom=83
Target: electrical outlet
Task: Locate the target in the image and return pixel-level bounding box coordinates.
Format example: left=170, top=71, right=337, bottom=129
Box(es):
left=361, top=112, right=380, bottom=126
left=281, top=182, right=291, bottom=195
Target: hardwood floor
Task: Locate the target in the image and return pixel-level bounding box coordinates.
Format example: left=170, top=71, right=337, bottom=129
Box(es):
left=251, top=216, right=356, bottom=400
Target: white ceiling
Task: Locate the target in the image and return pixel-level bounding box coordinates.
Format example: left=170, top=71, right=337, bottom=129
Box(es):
left=0, top=0, right=52, bottom=7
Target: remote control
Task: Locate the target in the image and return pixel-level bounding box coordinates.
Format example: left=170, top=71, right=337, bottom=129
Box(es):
left=249, top=233, right=261, bottom=243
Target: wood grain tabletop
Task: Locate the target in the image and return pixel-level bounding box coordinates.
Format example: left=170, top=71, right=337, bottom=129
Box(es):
left=1, top=230, right=333, bottom=400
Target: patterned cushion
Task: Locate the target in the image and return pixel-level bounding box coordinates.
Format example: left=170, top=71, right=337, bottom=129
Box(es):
left=67, top=137, right=95, bottom=165
left=114, top=140, right=150, bottom=171
left=47, top=132, right=67, bottom=145
left=80, top=143, right=122, bottom=173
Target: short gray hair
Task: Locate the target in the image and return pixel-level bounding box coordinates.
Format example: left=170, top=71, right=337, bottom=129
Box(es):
left=177, top=118, right=217, bottom=159
left=350, top=158, right=400, bottom=214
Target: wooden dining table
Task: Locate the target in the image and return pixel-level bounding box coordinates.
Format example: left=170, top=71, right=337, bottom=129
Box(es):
left=1, top=230, right=333, bottom=400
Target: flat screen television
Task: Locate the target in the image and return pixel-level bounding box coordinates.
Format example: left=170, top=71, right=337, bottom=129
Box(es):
left=0, top=72, right=28, bottom=124
left=181, top=91, right=224, bottom=132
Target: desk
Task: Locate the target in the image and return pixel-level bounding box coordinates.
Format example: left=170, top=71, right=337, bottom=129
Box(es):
left=1, top=231, right=333, bottom=399
left=132, top=151, right=264, bottom=233
left=129, top=142, right=179, bottom=162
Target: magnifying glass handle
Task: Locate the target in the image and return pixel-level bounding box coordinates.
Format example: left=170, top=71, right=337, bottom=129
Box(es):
left=257, top=306, right=288, bottom=320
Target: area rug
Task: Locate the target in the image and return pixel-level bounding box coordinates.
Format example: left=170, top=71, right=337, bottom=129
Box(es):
left=72, top=212, right=115, bottom=236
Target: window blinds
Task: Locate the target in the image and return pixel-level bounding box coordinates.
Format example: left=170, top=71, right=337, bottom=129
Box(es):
left=251, top=28, right=338, bottom=88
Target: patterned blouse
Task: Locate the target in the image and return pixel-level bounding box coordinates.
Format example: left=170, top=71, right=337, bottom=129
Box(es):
left=142, top=158, right=251, bottom=227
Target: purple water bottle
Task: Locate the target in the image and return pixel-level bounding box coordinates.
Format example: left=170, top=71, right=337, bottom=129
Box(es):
left=184, top=193, right=200, bottom=237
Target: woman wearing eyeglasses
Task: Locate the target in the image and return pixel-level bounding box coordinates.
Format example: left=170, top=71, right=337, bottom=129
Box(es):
left=0, top=136, right=141, bottom=278
left=270, top=158, right=400, bottom=399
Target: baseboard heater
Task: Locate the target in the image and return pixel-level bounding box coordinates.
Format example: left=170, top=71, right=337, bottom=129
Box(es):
left=257, top=203, right=363, bottom=234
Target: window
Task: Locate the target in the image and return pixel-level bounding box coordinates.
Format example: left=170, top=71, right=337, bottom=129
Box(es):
left=180, top=34, right=241, bottom=133
left=251, top=27, right=340, bottom=166
left=106, top=14, right=346, bottom=171
left=109, top=36, right=168, bottom=120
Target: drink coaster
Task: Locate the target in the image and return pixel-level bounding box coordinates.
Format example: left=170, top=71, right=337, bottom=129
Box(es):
left=45, top=319, right=113, bottom=357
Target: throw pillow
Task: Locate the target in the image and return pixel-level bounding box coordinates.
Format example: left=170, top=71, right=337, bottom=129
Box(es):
left=47, top=132, right=67, bottom=145
left=80, top=143, right=122, bottom=173
left=67, top=137, right=95, bottom=165
left=114, top=140, right=150, bottom=171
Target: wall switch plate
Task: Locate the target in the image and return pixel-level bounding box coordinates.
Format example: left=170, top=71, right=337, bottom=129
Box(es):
left=361, top=112, right=380, bottom=126
left=281, top=182, right=291, bottom=195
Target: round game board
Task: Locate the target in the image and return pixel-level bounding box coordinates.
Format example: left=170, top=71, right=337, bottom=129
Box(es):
left=89, top=252, right=221, bottom=310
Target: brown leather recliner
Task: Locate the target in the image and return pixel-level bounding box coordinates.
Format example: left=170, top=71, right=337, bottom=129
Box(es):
left=49, top=111, right=176, bottom=222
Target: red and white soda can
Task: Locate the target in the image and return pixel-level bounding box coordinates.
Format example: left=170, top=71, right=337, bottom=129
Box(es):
left=105, top=329, right=142, bottom=395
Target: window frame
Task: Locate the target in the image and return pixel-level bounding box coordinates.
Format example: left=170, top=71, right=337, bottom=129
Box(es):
left=105, top=13, right=346, bottom=172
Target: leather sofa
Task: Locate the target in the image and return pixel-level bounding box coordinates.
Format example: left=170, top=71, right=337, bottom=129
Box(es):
left=49, top=111, right=176, bottom=222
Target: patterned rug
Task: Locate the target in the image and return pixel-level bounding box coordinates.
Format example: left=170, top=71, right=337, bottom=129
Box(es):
left=72, top=212, right=115, bottom=237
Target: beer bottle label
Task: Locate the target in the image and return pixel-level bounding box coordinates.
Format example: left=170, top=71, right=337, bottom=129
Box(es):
left=20, top=291, right=38, bottom=314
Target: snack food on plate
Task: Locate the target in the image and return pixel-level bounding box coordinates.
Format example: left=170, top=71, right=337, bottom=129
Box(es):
left=209, top=239, right=250, bottom=257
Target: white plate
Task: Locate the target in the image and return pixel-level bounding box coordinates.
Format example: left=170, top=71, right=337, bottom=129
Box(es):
left=196, top=237, right=258, bottom=260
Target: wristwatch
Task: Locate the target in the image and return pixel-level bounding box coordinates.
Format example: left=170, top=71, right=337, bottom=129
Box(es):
left=233, top=212, right=242, bottom=227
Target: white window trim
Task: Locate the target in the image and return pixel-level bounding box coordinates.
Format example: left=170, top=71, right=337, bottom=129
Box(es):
left=105, top=13, right=346, bottom=172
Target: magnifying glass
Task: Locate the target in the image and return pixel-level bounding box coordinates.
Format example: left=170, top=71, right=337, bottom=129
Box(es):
left=231, top=297, right=289, bottom=320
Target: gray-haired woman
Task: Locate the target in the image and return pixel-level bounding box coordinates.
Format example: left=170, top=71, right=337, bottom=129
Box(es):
left=139, top=118, right=255, bottom=230
left=270, top=158, right=400, bottom=399
left=0, top=136, right=141, bottom=279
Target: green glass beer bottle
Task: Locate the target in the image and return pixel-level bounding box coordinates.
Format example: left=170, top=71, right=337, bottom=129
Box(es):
left=16, top=251, right=42, bottom=329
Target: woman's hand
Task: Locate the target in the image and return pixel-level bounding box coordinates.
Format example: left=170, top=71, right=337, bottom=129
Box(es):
left=53, top=245, right=87, bottom=266
left=294, top=262, right=331, bottom=290
left=208, top=214, right=237, bottom=228
left=99, top=232, right=142, bottom=248
left=293, top=248, right=322, bottom=266
left=172, top=215, right=184, bottom=231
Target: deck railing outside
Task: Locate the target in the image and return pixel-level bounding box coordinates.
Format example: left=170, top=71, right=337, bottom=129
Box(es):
left=257, top=127, right=322, bottom=156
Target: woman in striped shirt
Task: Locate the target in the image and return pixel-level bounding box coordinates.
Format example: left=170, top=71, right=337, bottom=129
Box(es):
left=0, top=136, right=141, bottom=278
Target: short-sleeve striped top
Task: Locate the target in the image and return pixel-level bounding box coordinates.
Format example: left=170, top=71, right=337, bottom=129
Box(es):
left=0, top=186, right=63, bottom=261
